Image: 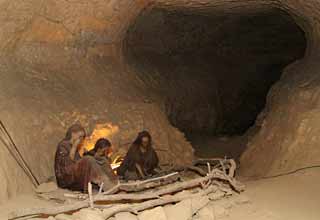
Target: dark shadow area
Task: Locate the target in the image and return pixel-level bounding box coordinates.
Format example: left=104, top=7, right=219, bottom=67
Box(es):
left=123, top=7, right=306, bottom=158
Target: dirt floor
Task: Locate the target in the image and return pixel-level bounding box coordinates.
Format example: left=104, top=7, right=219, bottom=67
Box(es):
left=1, top=136, right=319, bottom=220
left=1, top=168, right=319, bottom=220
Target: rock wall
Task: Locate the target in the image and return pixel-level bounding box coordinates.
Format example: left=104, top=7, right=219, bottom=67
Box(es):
left=1, top=0, right=320, bottom=202
left=0, top=0, right=194, bottom=203
left=240, top=0, right=320, bottom=177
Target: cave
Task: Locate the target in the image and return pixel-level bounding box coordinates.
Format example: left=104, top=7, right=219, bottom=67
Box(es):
left=123, top=7, right=306, bottom=158
left=1, top=0, right=320, bottom=219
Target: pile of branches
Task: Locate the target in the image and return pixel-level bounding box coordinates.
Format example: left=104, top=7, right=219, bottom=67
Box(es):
left=8, top=158, right=244, bottom=220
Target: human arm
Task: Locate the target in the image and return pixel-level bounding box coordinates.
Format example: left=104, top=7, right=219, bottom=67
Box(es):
left=69, top=139, right=80, bottom=161
left=135, top=163, right=146, bottom=179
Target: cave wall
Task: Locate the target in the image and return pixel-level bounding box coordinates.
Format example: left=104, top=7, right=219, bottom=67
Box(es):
left=240, top=0, right=320, bottom=177
left=1, top=0, right=320, bottom=202
left=0, top=0, right=193, bottom=203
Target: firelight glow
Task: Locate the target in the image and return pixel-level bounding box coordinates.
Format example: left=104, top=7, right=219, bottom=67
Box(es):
left=80, top=123, right=122, bottom=170
left=81, top=123, right=119, bottom=152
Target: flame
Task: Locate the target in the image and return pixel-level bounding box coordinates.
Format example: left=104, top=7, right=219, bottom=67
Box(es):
left=110, top=155, right=123, bottom=170
left=79, top=123, right=123, bottom=172
left=79, top=123, right=119, bottom=155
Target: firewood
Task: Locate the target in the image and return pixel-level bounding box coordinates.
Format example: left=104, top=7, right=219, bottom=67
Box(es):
left=193, top=158, right=237, bottom=178
left=104, top=172, right=180, bottom=195
left=8, top=193, right=161, bottom=219
left=171, top=165, right=208, bottom=176
left=8, top=168, right=243, bottom=219
left=100, top=186, right=217, bottom=219
left=88, top=182, right=94, bottom=209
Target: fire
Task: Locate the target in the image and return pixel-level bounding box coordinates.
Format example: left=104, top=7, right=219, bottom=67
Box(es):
left=110, top=155, right=123, bottom=170
left=80, top=123, right=119, bottom=152
left=79, top=123, right=123, bottom=171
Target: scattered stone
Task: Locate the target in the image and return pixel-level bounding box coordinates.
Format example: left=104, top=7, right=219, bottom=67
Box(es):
left=208, top=190, right=226, bottom=201
left=138, top=206, right=167, bottom=220
left=73, top=208, right=104, bottom=220
left=115, top=212, right=138, bottom=220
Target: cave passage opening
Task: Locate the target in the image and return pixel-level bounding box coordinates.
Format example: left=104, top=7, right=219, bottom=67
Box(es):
left=123, top=7, right=307, bottom=159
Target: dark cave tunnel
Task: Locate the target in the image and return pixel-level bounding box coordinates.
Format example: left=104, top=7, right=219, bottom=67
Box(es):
left=123, top=7, right=306, bottom=157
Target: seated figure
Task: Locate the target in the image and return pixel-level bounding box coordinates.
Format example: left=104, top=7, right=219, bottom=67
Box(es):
left=84, top=138, right=117, bottom=180
left=54, top=124, right=117, bottom=192
left=117, top=131, right=159, bottom=180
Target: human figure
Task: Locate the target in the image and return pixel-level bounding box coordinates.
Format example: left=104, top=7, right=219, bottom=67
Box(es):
left=83, top=138, right=117, bottom=181
left=117, top=131, right=159, bottom=180
left=54, top=124, right=117, bottom=192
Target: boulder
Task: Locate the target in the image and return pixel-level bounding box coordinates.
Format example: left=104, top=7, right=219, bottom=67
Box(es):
left=164, top=196, right=210, bottom=220
left=73, top=208, right=104, bottom=220
left=115, top=212, right=138, bottom=220
left=138, top=207, right=167, bottom=220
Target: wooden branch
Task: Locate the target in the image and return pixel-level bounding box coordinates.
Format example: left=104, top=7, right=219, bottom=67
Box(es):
left=101, top=186, right=217, bottom=219
left=104, top=172, right=180, bottom=195
left=8, top=193, right=161, bottom=219
left=99, top=183, right=104, bottom=194
left=207, top=162, right=211, bottom=173
left=193, top=158, right=237, bottom=178
left=168, top=165, right=207, bottom=176
left=88, top=182, right=94, bottom=209
left=9, top=169, right=243, bottom=219
left=228, top=159, right=236, bottom=178
left=64, top=193, right=88, bottom=200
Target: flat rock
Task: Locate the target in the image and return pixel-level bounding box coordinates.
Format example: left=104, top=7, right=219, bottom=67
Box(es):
left=73, top=208, right=104, bottom=220
left=234, top=195, right=250, bottom=205
left=164, top=196, right=210, bottom=220
left=196, top=206, right=215, bottom=220
left=35, top=182, right=58, bottom=193
left=115, top=212, right=138, bottom=220
left=213, top=205, right=229, bottom=219
left=138, top=206, right=167, bottom=220
left=55, top=213, right=75, bottom=220
left=208, top=190, right=226, bottom=201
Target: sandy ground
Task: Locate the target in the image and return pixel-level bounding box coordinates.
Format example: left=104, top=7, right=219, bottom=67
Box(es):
left=1, top=136, right=319, bottom=220
left=0, top=194, right=53, bottom=220
left=224, top=168, right=320, bottom=220
left=192, top=135, right=320, bottom=220
left=2, top=169, right=319, bottom=220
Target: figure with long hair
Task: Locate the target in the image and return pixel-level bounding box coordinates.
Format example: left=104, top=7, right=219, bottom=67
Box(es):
left=54, top=124, right=117, bottom=192
left=84, top=138, right=117, bottom=181
left=117, top=131, right=159, bottom=180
